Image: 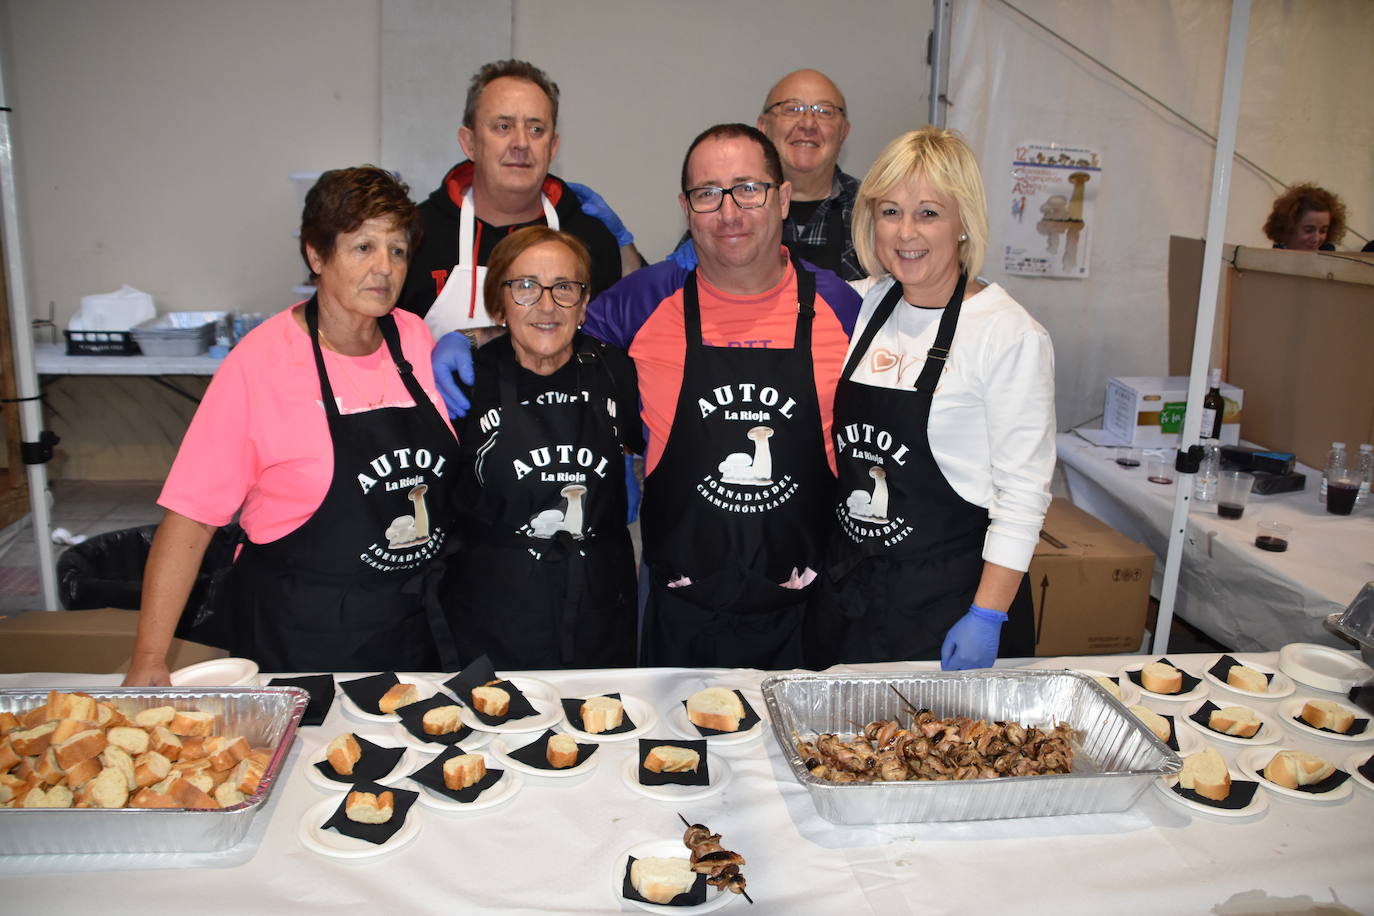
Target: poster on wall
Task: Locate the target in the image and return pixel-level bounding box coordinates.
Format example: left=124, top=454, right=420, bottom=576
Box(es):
left=1004, top=142, right=1102, bottom=279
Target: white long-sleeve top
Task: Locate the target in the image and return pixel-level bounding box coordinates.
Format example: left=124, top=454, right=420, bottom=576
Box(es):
left=843, top=277, right=1056, bottom=571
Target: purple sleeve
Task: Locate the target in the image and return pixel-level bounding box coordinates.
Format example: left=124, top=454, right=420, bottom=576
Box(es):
left=804, top=260, right=863, bottom=338
left=582, top=260, right=689, bottom=349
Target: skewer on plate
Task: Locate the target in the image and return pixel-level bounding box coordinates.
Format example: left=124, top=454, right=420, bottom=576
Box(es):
left=677, top=812, right=752, bottom=904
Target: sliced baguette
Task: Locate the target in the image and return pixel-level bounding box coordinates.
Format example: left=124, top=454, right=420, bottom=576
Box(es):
left=1128, top=705, right=1171, bottom=743
left=326, top=734, right=362, bottom=776
left=630, top=856, right=696, bottom=904
left=1208, top=706, right=1261, bottom=738
left=1264, top=750, right=1335, bottom=789
left=1300, top=700, right=1355, bottom=734
left=345, top=789, right=393, bottom=824
left=378, top=683, right=420, bottom=715
left=1140, top=662, right=1183, bottom=695
left=687, top=687, right=745, bottom=732
left=1178, top=748, right=1231, bottom=801
left=1226, top=664, right=1268, bottom=693
left=422, top=705, right=463, bottom=736
left=442, top=753, right=486, bottom=791
left=644, top=745, right=701, bottom=774
left=579, top=696, right=624, bottom=734
left=471, top=685, right=510, bottom=717
left=546, top=734, right=579, bottom=769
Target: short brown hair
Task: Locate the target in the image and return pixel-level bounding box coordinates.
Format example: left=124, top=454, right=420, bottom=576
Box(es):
left=482, top=227, right=591, bottom=324
left=299, top=166, right=421, bottom=280
left=680, top=123, right=784, bottom=192
left=1263, top=183, right=1347, bottom=247
left=463, top=60, right=560, bottom=131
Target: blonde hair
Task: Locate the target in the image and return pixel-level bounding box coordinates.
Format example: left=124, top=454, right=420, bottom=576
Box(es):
left=852, top=127, right=988, bottom=279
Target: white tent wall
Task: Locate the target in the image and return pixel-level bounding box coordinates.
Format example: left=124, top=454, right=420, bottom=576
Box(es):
left=948, top=0, right=1374, bottom=432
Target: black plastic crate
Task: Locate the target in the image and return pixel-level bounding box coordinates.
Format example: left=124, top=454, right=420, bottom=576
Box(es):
left=64, top=329, right=141, bottom=356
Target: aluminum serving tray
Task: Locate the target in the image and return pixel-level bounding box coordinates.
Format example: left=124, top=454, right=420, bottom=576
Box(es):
left=0, top=686, right=308, bottom=855
left=762, top=669, right=1181, bottom=825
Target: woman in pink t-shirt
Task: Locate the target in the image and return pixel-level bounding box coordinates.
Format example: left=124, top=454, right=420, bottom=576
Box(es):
left=124, top=167, right=459, bottom=683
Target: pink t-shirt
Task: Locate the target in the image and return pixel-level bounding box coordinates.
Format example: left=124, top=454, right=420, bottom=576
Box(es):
left=159, top=304, right=454, bottom=544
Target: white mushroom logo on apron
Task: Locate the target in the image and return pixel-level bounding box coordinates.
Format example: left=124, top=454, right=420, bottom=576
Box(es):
left=694, top=382, right=805, bottom=515
left=528, top=484, right=588, bottom=539
left=386, top=484, right=433, bottom=548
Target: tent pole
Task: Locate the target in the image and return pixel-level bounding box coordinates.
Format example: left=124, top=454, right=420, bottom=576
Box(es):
left=1153, top=0, right=1251, bottom=654
left=928, top=0, right=952, bottom=127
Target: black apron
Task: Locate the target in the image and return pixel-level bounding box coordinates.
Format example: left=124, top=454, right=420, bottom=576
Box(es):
left=807, top=275, right=1034, bottom=667
left=640, top=261, right=834, bottom=669
left=440, top=334, right=636, bottom=669
left=228, top=297, right=458, bottom=672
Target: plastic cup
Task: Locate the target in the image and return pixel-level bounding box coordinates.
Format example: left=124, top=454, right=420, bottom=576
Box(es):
left=1146, top=457, right=1173, bottom=485
left=1216, top=470, right=1253, bottom=519
left=1327, top=472, right=1360, bottom=516
left=1115, top=447, right=1141, bottom=469
left=1255, top=521, right=1291, bottom=552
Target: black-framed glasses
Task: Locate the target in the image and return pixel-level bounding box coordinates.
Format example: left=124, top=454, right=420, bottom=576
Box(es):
left=502, top=277, right=587, bottom=308
left=684, top=181, right=776, bottom=214
left=764, top=100, right=845, bottom=120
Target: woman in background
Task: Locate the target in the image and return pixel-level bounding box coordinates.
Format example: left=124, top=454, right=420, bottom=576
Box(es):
left=1263, top=183, right=1346, bottom=251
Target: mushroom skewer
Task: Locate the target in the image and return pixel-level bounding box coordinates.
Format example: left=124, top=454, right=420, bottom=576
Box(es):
left=677, top=813, right=753, bottom=904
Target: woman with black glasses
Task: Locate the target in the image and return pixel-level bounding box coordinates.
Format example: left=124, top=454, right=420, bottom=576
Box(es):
left=437, top=227, right=642, bottom=668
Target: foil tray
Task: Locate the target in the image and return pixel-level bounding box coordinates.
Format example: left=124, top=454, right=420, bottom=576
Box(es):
left=762, top=669, right=1181, bottom=825
left=0, top=686, right=308, bottom=855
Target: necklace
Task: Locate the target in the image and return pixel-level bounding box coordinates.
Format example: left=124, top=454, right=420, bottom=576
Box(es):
left=316, top=326, right=390, bottom=410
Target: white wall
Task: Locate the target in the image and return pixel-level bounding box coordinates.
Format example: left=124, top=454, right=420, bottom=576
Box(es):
left=5, top=0, right=382, bottom=326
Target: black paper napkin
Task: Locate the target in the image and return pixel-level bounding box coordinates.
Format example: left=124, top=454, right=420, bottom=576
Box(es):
left=1171, top=778, right=1259, bottom=810
left=1261, top=763, right=1352, bottom=794
left=339, top=672, right=421, bottom=716
left=1125, top=659, right=1202, bottom=695
left=1348, top=685, right=1374, bottom=716
left=396, top=694, right=474, bottom=746
left=1290, top=709, right=1369, bottom=736
left=1162, top=715, right=1180, bottom=752
left=1188, top=701, right=1259, bottom=739
left=1358, top=753, right=1374, bottom=784
left=443, top=656, right=538, bottom=725
left=622, top=855, right=708, bottom=907
left=408, top=746, right=505, bottom=803
left=314, top=734, right=405, bottom=784
left=321, top=780, right=418, bottom=845
left=1209, top=655, right=1275, bottom=689
left=266, top=675, right=335, bottom=727
left=637, top=739, right=710, bottom=787
left=507, top=729, right=597, bottom=771
left=561, top=692, right=636, bottom=736
left=681, top=689, right=762, bottom=737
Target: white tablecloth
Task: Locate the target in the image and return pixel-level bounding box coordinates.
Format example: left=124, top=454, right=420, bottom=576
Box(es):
left=2, top=655, right=1372, bottom=915
left=1057, top=432, right=1374, bottom=651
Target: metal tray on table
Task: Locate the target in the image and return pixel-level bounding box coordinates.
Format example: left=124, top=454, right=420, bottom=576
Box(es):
left=0, top=686, right=308, bottom=855
left=762, top=669, right=1181, bottom=825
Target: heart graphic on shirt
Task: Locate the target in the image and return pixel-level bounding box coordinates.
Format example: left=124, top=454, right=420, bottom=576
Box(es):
left=869, top=348, right=900, bottom=374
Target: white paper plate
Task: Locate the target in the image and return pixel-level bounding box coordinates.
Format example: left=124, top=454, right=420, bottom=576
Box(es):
left=1342, top=750, right=1374, bottom=795
left=488, top=735, right=599, bottom=779
left=1182, top=702, right=1281, bottom=746
left=620, top=753, right=733, bottom=802
left=1277, top=698, right=1373, bottom=743
left=339, top=675, right=441, bottom=724
left=411, top=758, right=524, bottom=813
left=562, top=693, right=659, bottom=743
left=305, top=733, right=419, bottom=791
left=1154, top=765, right=1268, bottom=819
left=614, top=839, right=739, bottom=915
left=170, top=657, right=259, bottom=688
left=1117, top=664, right=1209, bottom=702
left=1279, top=643, right=1374, bottom=694
left=1237, top=747, right=1353, bottom=803
left=1171, top=719, right=1203, bottom=754
left=1076, top=669, right=1141, bottom=707
left=297, top=795, right=422, bottom=859
left=665, top=704, right=764, bottom=747
left=1202, top=657, right=1296, bottom=700
left=391, top=719, right=493, bottom=753
left=457, top=677, right=564, bottom=734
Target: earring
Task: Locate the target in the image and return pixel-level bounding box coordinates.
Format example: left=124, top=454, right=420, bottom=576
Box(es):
left=959, top=234, right=968, bottom=242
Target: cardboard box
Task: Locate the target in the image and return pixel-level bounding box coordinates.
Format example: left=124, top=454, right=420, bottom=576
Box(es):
left=1029, top=499, right=1153, bottom=656
left=1102, top=376, right=1242, bottom=447
left=0, top=608, right=226, bottom=674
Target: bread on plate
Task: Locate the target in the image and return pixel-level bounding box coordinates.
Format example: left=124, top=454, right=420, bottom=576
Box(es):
left=471, top=685, right=511, bottom=718
left=1208, top=706, right=1261, bottom=738
left=326, top=733, right=362, bottom=776
left=443, top=753, right=486, bottom=790
left=644, top=745, right=700, bottom=774
left=630, top=856, right=696, bottom=904
left=686, top=688, right=745, bottom=732
left=579, top=696, right=624, bottom=734
left=345, top=789, right=394, bottom=824
left=1178, top=748, right=1231, bottom=801
left=1127, top=705, right=1171, bottom=743
left=378, top=683, right=420, bottom=715
left=1225, top=664, right=1268, bottom=693
left=546, top=734, right=579, bottom=769
left=1263, top=750, right=1335, bottom=789
left=1140, top=662, right=1183, bottom=695
left=1299, top=700, right=1354, bottom=734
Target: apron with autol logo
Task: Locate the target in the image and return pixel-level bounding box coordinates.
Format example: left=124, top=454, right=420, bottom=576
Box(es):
left=424, top=187, right=560, bottom=337
left=808, top=274, right=1034, bottom=665
left=440, top=335, right=636, bottom=669
left=228, top=297, right=459, bottom=672
left=639, top=261, right=833, bottom=669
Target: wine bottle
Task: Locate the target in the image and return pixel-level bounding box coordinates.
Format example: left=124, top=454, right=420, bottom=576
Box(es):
left=1198, top=367, right=1224, bottom=441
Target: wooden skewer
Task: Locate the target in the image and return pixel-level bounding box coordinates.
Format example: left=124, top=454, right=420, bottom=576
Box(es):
left=677, top=813, right=754, bottom=904
left=889, top=684, right=922, bottom=721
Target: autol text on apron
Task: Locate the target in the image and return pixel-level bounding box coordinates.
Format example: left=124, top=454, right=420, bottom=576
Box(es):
left=356, top=446, right=448, bottom=493
left=696, top=383, right=798, bottom=422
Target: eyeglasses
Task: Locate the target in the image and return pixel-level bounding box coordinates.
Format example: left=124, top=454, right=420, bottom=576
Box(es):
left=502, top=277, right=587, bottom=308
left=764, top=100, right=845, bottom=121
left=684, top=181, right=776, bottom=214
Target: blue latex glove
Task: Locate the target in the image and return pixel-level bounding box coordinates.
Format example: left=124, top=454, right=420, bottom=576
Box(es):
left=624, top=454, right=642, bottom=524
left=667, top=236, right=698, bottom=270
left=940, top=604, right=1007, bottom=670
left=567, top=181, right=634, bottom=248
left=431, top=331, right=475, bottom=419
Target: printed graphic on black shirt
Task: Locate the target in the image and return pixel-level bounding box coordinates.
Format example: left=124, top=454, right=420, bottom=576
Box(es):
left=835, top=421, right=915, bottom=546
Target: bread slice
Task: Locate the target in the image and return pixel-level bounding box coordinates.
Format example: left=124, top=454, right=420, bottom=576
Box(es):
left=213, top=782, right=246, bottom=807
left=55, top=728, right=108, bottom=770
left=423, top=705, right=463, bottom=736
left=80, top=766, right=130, bottom=808
left=63, top=754, right=102, bottom=789
left=106, top=725, right=151, bottom=756
left=0, top=711, right=21, bottom=733
left=232, top=751, right=269, bottom=795
left=101, top=745, right=137, bottom=791
left=36, top=747, right=66, bottom=786
left=45, top=691, right=97, bottom=723
left=1264, top=750, right=1335, bottom=789
left=1208, top=706, right=1261, bottom=738
left=23, top=784, right=75, bottom=808
left=630, top=856, right=695, bottom=904
left=1092, top=676, right=1122, bottom=700
left=471, top=685, right=510, bottom=718
left=52, top=717, right=100, bottom=745
left=151, top=726, right=182, bottom=761
left=134, top=751, right=172, bottom=788
left=170, top=710, right=216, bottom=738
left=1127, top=705, right=1171, bottom=743
left=378, top=683, right=420, bottom=715
left=1140, top=662, right=1183, bottom=695
left=580, top=696, right=624, bottom=734
left=0, top=739, right=17, bottom=775
left=345, top=789, right=394, bottom=824
left=1300, top=700, right=1355, bottom=734
left=133, top=706, right=177, bottom=729
left=129, top=787, right=182, bottom=809
left=443, top=753, right=486, bottom=790
left=687, top=687, right=745, bottom=732
left=326, top=734, right=362, bottom=776
left=10, top=721, right=59, bottom=757
left=644, top=745, right=701, bottom=774
left=1178, top=748, right=1231, bottom=801
left=546, top=734, right=579, bottom=769
left=1226, top=664, right=1268, bottom=693
left=208, top=735, right=251, bottom=772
